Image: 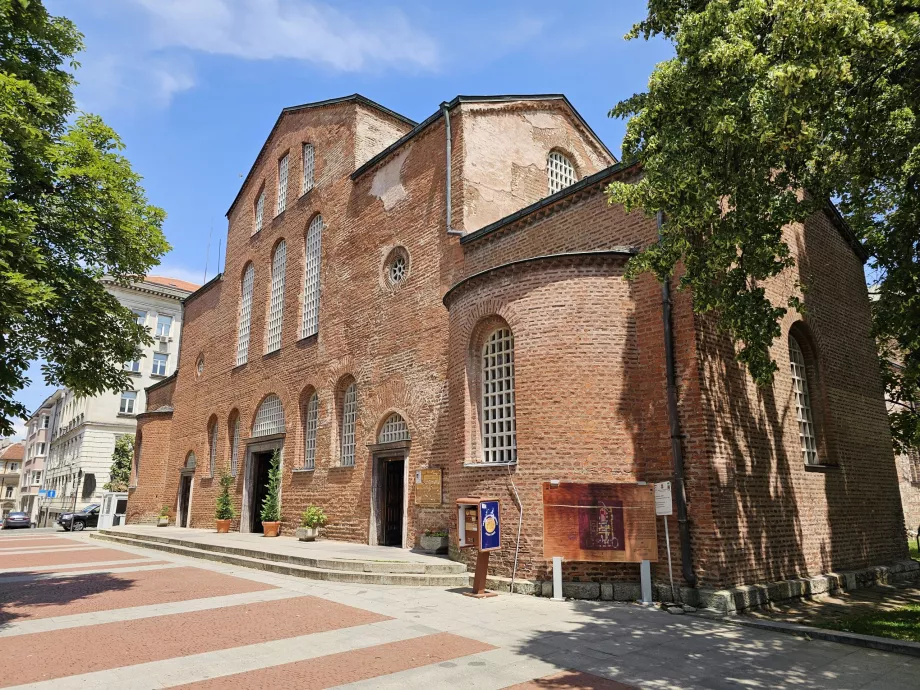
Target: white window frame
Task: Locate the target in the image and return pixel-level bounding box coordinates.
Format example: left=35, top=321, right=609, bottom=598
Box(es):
left=119, top=391, right=137, bottom=415
left=155, top=314, right=173, bottom=337
left=133, top=310, right=147, bottom=326
left=301, top=215, right=323, bottom=339
left=208, top=422, right=218, bottom=478
left=236, top=264, right=255, bottom=366
left=41, top=415, right=49, bottom=429
left=265, top=240, right=287, bottom=353
left=789, top=335, right=819, bottom=465
left=481, top=328, right=517, bottom=464
left=276, top=154, right=289, bottom=215
left=547, top=151, right=577, bottom=195
left=253, top=189, right=265, bottom=235
left=302, top=143, right=315, bottom=195
left=125, top=359, right=141, bottom=373
left=340, top=383, right=357, bottom=467
left=152, top=353, right=168, bottom=376
left=230, top=416, right=240, bottom=477
left=303, top=392, right=319, bottom=470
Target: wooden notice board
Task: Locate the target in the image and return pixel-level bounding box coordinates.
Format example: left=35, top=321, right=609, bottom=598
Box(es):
left=414, top=469, right=442, bottom=506
left=542, top=483, right=657, bottom=562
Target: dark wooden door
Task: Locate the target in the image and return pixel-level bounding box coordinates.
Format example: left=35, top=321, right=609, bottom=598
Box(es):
left=383, top=459, right=404, bottom=546
left=250, top=452, right=271, bottom=533
left=178, top=475, right=192, bottom=527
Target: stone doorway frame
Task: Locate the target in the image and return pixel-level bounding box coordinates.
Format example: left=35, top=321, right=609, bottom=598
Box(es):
left=368, top=440, right=410, bottom=547
left=177, top=469, right=194, bottom=528
left=241, top=433, right=284, bottom=534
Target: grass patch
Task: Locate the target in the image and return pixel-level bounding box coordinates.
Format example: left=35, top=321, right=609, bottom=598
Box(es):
left=910, top=537, right=919, bottom=561
left=818, top=605, right=920, bottom=643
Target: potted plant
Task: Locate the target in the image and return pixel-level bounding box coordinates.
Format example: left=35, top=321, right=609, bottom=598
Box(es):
left=157, top=505, right=169, bottom=527
left=296, top=506, right=327, bottom=541
left=419, top=528, right=449, bottom=554
left=215, top=471, right=236, bottom=533
left=260, top=450, right=282, bottom=537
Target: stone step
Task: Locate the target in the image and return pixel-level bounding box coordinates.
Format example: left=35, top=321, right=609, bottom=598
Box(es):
left=91, top=532, right=471, bottom=587
left=94, top=529, right=466, bottom=574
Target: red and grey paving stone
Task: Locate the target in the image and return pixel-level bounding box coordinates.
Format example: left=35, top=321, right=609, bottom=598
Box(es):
left=0, top=531, right=916, bottom=690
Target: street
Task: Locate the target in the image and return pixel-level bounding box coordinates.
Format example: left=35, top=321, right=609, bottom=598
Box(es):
left=0, top=529, right=917, bottom=689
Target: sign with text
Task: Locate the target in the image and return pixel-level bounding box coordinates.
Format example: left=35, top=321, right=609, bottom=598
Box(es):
left=542, top=483, right=657, bottom=562
left=654, top=481, right=673, bottom=516
left=414, top=469, right=442, bottom=506
left=479, top=500, right=501, bottom=551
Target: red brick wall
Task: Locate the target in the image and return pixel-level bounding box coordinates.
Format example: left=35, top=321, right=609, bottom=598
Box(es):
left=128, top=410, right=174, bottom=524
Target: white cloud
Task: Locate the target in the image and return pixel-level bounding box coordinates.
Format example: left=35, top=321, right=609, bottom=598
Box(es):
left=9, top=419, right=27, bottom=441
left=75, top=53, right=196, bottom=113
left=133, top=0, right=439, bottom=72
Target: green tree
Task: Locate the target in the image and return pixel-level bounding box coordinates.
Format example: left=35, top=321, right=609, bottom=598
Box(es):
left=259, top=450, right=281, bottom=523
left=608, top=0, right=920, bottom=452
left=215, top=471, right=236, bottom=521
left=0, top=0, right=169, bottom=435
left=104, top=434, right=133, bottom=491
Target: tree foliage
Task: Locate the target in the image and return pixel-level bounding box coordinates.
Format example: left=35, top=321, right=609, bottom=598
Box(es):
left=104, top=434, right=133, bottom=492
left=259, top=450, right=281, bottom=523
left=0, top=0, right=169, bottom=435
left=608, top=0, right=920, bottom=451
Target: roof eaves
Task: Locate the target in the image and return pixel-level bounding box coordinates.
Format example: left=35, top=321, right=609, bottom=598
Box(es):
left=182, top=272, right=223, bottom=305
left=823, top=201, right=869, bottom=263
left=145, top=371, right=177, bottom=395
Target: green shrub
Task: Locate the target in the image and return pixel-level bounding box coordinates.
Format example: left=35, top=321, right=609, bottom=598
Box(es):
left=300, top=506, right=328, bottom=529
left=259, top=450, right=282, bottom=523
left=215, top=471, right=236, bottom=520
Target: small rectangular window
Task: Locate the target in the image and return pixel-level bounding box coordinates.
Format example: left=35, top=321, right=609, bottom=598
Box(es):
left=36, top=443, right=45, bottom=455
left=152, top=353, right=168, bottom=376
left=277, top=154, right=289, bottom=215
left=133, top=310, right=147, bottom=326
left=125, top=359, right=141, bottom=373
left=156, top=314, right=173, bottom=337
left=254, top=190, right=265, bottom=235
left=119, top=391, right=137, bottom=415
left=41, top=415, right=49, bottom=429
left=302, top=144, right=315, bottom=194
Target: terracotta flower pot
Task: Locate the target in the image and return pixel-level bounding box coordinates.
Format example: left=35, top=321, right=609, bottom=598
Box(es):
left=262, top=521, right=281, bottom=537
left=216, top=519, right=231, bottom=534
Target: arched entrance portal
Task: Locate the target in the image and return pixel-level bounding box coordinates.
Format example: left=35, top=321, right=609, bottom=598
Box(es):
left=369, top=413, right=410, bottom=547
left=241, top=395, right=285, bottom=533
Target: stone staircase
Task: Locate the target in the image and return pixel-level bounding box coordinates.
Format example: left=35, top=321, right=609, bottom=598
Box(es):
left=92, top=529, right=470, bottom=587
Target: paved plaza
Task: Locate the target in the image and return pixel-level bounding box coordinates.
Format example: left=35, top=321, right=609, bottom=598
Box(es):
left=0, top=529, right=917, bottom=689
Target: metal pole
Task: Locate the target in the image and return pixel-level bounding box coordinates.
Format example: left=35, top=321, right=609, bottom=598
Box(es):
left=664, top=516, right=676, bottom=603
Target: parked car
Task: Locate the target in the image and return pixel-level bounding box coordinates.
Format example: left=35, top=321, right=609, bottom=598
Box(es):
left=57, top=504, right=100, bottom=532
left=2, top=512, right=31, bottom=529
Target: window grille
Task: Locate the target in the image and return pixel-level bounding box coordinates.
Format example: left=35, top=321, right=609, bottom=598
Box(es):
left=303, top=392, right=319, bottom=470
left=388, top=255, right=407, bottom=285
left=185, top=452, right=196, bottom=470
left=230, top=417, right=240, bottom=477
left=378, top=413, right=410, bottom=443
left=302, top=143, right=315, bottom=194
left=481, top=328, right=517, bottom=463
left=119, top=391, right=137, bottom=415
left=253, top=394, right=285, bottom=437
left=340, top=383, right=357, bottom=466
left=253, top=190, right=265, bottom=235
left=236, top=264, right=255, bottom=366
left=789, top=335, right=818, bottom=465
left=277, top=154, right=289, bottom=215
left=152, top=353, right=168, bottom=376
left=907, top=448, right=920, bottom=484
left=265, top=240, right=287, bottom=353
left=208, top=422, right=217, bottom=477
left=547, top=151, right=576, bottom=195
left=301, top=215, right=323, bottom=338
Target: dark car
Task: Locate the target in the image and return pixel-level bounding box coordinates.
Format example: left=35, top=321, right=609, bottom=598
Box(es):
left=57, top=504, right=100, bottom=532
left=2, top=512, right=31, bottom=529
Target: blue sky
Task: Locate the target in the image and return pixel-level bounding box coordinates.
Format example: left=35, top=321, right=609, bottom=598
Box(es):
left=12, top=0, right=672, bottom=435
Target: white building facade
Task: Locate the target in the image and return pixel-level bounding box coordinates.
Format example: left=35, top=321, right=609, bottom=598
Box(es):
left=19, top=391, right=61, bottom=522
left=39, top=276, right=196, bottom=524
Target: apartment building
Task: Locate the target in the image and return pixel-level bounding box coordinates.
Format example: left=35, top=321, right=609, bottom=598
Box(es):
left=0, top=441, right=24, bottom=518
left=19, top=391, right=61, bottom=522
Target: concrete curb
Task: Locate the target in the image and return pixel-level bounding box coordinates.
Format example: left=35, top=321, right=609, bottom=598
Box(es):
left=713, top=613, right=920, bottom=658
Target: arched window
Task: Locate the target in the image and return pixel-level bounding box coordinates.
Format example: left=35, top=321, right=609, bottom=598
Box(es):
left=265, top=240, right=287, bottom=353
left=301, top=215, right=323, bottom=338
left=253, top=394, right=285, bottom=437
left=185, top=451, right=197, bottom=470
left=303, top=392, right=319, bottom=470
left=302, top=143, right=315, bottom=194
left=340, top=382, right=358, bottom=466
left=208, top=419, right=218, bottom=478
left=482, top=328, right=517, bottom=464
left=789, top=334, right=818, bottom=465
left=228, top=413, right=240, bottom=477
left=253, top=189, right=265, bottom=235
left=277, top=153, right=289, bottom=215
left=236, top=264, right=255, bottom=366
left=547, top=151, right=576, bottom=195
left=378, top=413, right=410, bottom=443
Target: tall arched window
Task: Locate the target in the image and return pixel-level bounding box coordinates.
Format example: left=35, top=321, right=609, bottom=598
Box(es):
left=482, top=328, right=517, bottom=464
left=303, top=391, right=319, bottom=470
left=789, top=334, right=818, bottom=465
left=340, top=382, right=357, bottom=466
left=276, top=154, right=289, bottom=215
left=236, top=263, right=255, bottom=366
left=302, top=143, right=315, bottom=194
left=265, top=240, right=287, bottom=353
left=301, top=215, right=323, bottom=338
left=228, top=413, right=240, bottom=477
left=208, top=419, right=218, bottom=477
left=547, top=151, right=576, bottom=195
left=253, top=394, right=285, bottom=437
left=253, top=189, right=265, bottom=235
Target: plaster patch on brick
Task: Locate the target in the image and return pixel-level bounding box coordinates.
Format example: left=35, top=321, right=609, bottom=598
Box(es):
left=370, top=148, right=409, bottom=211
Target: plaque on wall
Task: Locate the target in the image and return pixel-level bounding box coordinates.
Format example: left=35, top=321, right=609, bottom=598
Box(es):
left=414, top=468, right=442, bottom=506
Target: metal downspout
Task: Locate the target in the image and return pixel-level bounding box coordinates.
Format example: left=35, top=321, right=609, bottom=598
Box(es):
left=658, top=210, right=698, bottom=588
left=441, top=102, right=464, bottom=236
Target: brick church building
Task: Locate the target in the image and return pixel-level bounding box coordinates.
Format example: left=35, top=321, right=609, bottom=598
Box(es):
left=129, top=93, right=908, bottom=592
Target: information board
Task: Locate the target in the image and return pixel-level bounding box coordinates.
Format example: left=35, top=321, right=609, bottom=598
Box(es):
left=542, top=483, right=657, bottom=562
left=414, top=469, right=442, bottom=506
left=654, top=481, right=673, bottom=516
left=479, top=500, right=501, bottom=551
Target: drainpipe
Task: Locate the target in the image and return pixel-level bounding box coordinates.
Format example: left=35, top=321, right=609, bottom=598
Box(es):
left=658, top=210, right=698, bottom=588
left=441, top=102, right=464, bottom=237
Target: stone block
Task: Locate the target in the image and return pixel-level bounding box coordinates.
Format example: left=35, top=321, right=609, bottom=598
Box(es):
left=600, top=583, right=614, bottom=601
left=562, top=581, right=600, bottom=600
left=541, top=580, right=553, bottom=598
left=613, top=582, right=641, bottom=601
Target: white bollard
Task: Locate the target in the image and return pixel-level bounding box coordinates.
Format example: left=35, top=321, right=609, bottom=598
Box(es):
left=552, top=556, right=564, bottom=601
left=640, top=559, right=653, bottom=605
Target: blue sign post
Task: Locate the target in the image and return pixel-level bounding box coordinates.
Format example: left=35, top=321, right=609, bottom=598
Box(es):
left=456, top=496, right=501, bottom=598
left=47, top=489, right=56, bottom=499
left=479, top=500, right=501, bottom=552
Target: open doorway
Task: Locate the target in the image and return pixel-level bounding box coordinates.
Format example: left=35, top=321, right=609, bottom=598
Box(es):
left=373, top=456, right=405, bottom=547
left=177, top=474, right=192, bottom=527
left=248, top=450, right=273, bottom=533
